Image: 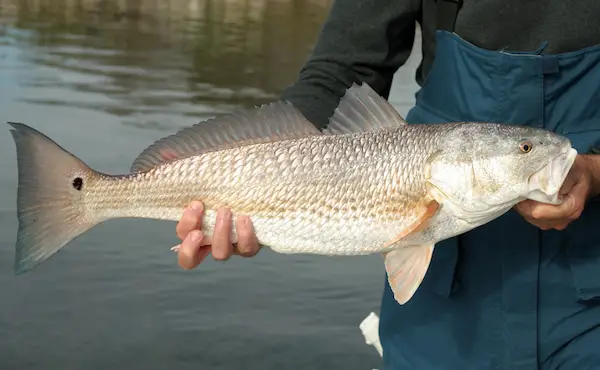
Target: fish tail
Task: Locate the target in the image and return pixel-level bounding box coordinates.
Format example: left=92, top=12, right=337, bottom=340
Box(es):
left=8, top=122, right=100, bottom=275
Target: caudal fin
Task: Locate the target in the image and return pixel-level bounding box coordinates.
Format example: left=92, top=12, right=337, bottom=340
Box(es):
left=8, top=122, right=99, bottom=274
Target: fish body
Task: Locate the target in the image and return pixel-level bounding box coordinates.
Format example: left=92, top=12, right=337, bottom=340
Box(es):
left=8, top=83, right=577, bottom=304
left=90, top=125, right=449, bottom=255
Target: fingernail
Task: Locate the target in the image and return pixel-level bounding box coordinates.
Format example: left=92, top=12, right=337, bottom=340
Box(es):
left=217, top=208, right=231, bottom=221
left=190, top=230, right=203, bottom=242
left=171, top=245, right=181, bottom=252
left=191, top=201, right=203, bottom=211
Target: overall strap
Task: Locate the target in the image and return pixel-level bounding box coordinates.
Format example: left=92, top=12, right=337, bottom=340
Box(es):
left=436, top=0, right=463, bottom=32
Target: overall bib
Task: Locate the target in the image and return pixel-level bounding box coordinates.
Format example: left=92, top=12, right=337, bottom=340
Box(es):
left=378, top=2, right=600, bottom=369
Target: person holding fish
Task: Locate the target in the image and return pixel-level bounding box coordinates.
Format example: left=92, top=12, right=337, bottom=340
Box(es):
left=174, top=0, right=600, bottom=369
left=7, top=0, right=600, bottom=369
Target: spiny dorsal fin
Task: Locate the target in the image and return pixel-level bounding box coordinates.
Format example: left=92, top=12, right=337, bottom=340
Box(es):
left=323, top=82, right=407, bottom=135
left=130, top=101, right=321, bottom=173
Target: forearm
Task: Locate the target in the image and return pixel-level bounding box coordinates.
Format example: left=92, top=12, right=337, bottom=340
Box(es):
left=281, top=0, right=420, bottom=129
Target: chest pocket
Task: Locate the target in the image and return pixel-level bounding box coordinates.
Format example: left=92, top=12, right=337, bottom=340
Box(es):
left=562, top=126, right=600, bottom=301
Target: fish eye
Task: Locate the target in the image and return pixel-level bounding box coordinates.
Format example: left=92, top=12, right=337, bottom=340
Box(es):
left=519, top=140, right=533, bottom=153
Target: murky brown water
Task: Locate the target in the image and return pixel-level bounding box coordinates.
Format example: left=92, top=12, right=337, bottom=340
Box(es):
left=0, top=1, right=422, bottom=369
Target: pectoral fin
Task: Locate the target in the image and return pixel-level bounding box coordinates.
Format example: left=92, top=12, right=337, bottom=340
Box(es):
left=382, top=245, right=434, bottom=305
left=383, top=200, right=439, bottom=248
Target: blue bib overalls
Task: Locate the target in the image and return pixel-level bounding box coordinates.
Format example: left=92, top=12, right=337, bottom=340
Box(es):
left=378, top=3, right=600, bottom=369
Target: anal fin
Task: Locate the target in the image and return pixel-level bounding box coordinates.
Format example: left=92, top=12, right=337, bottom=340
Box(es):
left=383, top=245, right=434, bottom=305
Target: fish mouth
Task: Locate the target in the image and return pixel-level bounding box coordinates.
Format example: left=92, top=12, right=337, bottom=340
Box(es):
left=526, top=146, right=578, bottom=204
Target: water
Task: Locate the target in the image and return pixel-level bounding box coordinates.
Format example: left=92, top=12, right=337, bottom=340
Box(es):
left=0, top=1, right=422, bottom=369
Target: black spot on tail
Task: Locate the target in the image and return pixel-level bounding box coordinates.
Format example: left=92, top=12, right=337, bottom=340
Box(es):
left=72, top=177, right=83, bottom=191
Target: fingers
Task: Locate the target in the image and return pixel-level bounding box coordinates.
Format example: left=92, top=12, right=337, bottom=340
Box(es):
left=516, top=198, right=572, bottom=221
left=175, top=202, right=259, bottom=268
left=235, top=215, right=261, bottom=257
left=514, top=206, right=561, bottom=231
left=211, top=208, right=234, bottom=261
left=515, top=154, right=595, bottom=231
left=177, top=230, right=211, bottom=270
left=557, top=168, right=577, bottom=196
left=176, top=201, right=204, bottom=241
left=529, top=196, right=578, bottom=221
left=520, top=183, right=585, bottom=222
left=519, top=214, right=569, bottom=231
left=176, top=201, right=210, bottom=270
left=563, top=180, right=588, bottom=220
left=515, top=180, right=588, bottom=231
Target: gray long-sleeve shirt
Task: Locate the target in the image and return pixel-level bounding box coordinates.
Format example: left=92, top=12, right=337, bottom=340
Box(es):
left=281, top=0, right=600, bottom=129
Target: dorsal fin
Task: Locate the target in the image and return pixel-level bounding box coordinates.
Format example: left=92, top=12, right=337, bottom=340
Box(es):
left=130, top=101, right=321, bottom=172
left=322, top=82, right=407, bottom=135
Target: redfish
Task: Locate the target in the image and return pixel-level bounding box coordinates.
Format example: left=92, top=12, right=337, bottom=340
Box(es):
left=8, top=83, right=577, bottom=304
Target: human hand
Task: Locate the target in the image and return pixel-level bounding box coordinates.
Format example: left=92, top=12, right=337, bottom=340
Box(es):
left=173, top=201, right=261, bottom=270
left=515, top=155, right=599, bottom=230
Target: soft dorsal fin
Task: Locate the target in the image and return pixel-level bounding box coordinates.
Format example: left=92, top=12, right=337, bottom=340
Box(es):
left=323, top=82, right=407, bottom=135
left=130, top=101, right=321, bottom=172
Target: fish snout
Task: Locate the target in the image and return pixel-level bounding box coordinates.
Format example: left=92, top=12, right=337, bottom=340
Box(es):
left=526, top=148, right=578, bottom=204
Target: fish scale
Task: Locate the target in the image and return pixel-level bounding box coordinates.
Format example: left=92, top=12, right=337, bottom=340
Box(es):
left=8, top=82, right=577, bottom=306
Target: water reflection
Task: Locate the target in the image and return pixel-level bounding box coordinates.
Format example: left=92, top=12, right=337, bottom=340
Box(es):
left=0, top=0, right=332, bottom=130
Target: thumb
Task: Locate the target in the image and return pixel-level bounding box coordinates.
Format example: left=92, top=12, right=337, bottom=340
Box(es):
left=558, top=172, right=577, bottom=196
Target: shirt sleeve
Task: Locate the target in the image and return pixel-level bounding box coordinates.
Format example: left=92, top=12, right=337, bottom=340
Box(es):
left=280, top=0, right=420, bottom=129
